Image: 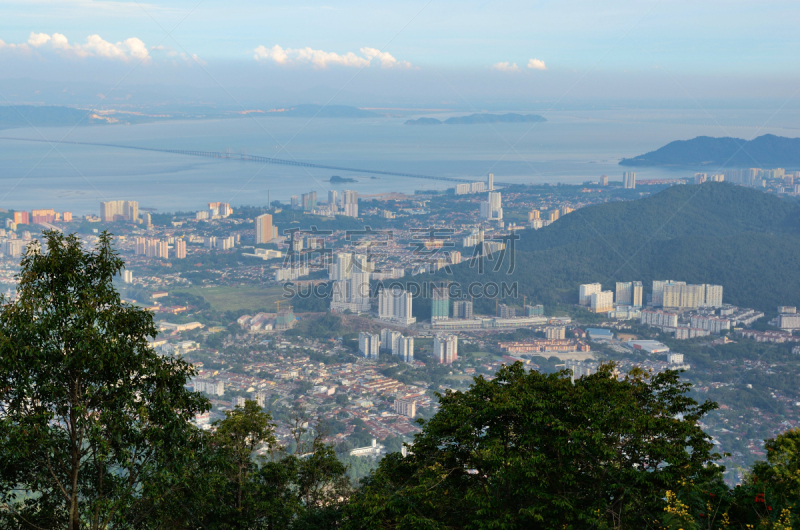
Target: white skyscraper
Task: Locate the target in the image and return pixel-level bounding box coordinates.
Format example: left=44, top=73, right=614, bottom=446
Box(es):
left=488, top=173, right=494, bottom=191
left=579, top=283, right=603, bottom=306
left=378, top=287, right=416, bottom=325
left=433, top=334, right=458, bottom=364
left=358, top=332, right=380, bottom=359
left=479, top=191, right=503, bottom=221
left=590, top=291, right=614, bottom=313
left=397, top=336, right=414, bottom=363
left=623, top=172, right=636, bottom=189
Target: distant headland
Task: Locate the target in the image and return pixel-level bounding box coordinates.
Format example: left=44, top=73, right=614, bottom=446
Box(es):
left=405, top=113, right=547, bottom=125
left=620, top=134, right=800, bottom=168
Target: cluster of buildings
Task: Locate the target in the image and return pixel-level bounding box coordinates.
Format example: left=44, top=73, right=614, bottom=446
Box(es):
left=330, top=253, right=373, bottom=313
left=700, top=168, right=800, bottom=194
left=2, top=209, right=72, bottom=237
left=578, top=280, right=723, bottom=314
left=358, top=329, right=415, bottom=363
left=774, top=306, right=800, bottom=330
left=292, top=189, right=359, bottom=218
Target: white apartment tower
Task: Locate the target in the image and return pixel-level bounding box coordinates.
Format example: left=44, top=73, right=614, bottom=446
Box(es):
left=590, top=291, right=614, bottom=313
left=615, top=281, right=643, bottom=307
left=358, top=332, right=380, bottom=359
left=378, top=287, right=416, bottom=326
left=623, top=172, right=636, bottom=189
left=433, top=334, right=458, bottom=364
left=480, top=191, right=503, bottom=221
left=579, top=283, right=602, bottom=306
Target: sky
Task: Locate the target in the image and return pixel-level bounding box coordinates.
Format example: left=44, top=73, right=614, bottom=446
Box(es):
left=1, top=0, right=799, bottom=107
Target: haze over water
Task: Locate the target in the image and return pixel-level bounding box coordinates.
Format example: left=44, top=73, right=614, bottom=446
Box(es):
left=1, top=107, right=798, bottom=215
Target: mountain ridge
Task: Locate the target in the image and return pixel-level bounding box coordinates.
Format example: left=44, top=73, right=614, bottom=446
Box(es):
left=620, top=134, right=800, bottom=168
left=424, top=183, right=800, bottom=313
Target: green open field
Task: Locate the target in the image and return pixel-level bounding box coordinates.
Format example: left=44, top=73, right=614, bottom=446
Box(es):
left=171, top=285, right=286, bottom=313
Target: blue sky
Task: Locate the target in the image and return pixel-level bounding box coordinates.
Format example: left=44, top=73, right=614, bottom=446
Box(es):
left=1, top=0, right=799, bottom=103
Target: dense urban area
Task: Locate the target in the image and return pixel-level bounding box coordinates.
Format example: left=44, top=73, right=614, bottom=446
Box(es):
left=2, top=168, right=800, bottom=484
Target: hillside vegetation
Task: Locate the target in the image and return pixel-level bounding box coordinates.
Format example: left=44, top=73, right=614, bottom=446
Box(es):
left=434, top=183, right=800, bottom=312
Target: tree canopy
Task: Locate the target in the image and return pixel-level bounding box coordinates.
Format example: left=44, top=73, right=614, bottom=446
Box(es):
left=344, top=363, right=721, bottom=529
left=0, top=231, right=209, bottom=529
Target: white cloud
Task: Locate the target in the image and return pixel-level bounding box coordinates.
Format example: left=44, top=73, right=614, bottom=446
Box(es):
left=0, top=39, right=31, bottom=53
left=1, top=32, right=151, bottom=63
left=254, top=44, right=411, bottom=69
left=527, top=58, right=547, bottom=70
left=492, top=61, right=520, bottom=72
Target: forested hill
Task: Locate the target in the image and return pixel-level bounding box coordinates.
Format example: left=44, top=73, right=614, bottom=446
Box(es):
left=434, top=183, right=800, bottom=313
left=619, top=134, right=800, bottom=168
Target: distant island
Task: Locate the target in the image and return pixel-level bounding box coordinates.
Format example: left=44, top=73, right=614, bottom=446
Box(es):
left=269, top=105, right=379, bottom=118
left=405, top=113, right=547, bottom=125
left=620, top=134, right=800, bottom=168
left=329, top=175, right=356, bottom=183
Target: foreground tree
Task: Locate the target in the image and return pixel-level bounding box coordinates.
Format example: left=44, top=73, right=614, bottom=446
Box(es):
left=344, top=362, right=721, bottom=529
left=150, top=400, right=352, bottom=529
left=0, top=231, right=209, bottom=529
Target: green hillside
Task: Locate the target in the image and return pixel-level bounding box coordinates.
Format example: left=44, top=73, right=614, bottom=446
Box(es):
left=431, top=183, right=800, bottom=313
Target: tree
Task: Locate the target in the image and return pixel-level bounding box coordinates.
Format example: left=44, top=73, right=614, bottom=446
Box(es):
left=0, top=231, right=209, bottom=530
left=344, top=362, right=721, bottom=529
left=213, top=400, right=277, bottom=515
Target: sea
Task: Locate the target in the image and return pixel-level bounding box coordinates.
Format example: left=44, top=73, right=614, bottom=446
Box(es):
left=0, top=107, right=798, bottom=215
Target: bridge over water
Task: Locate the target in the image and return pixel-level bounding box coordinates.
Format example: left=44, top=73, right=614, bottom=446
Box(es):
left=0, top=136, right=510, bottom=186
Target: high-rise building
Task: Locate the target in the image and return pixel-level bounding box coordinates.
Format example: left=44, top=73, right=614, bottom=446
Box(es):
left=208, top=202, right=233, bottom=217
left=358, top=332, right=380, bottom=359
left=255, top=214, right=273, bottom=244
left=330, top=262, right=371, bottom=313
left=480, top=192, right=503, bottom=221
left=31, top=209, right=56, bottom=224
left=579, top=283, right=602, bottom=306
left=615, top=281, right=643, bottom=307
left=528, top=209, right=540, bottom=221
left=601, top=175, right=608, bottom=186
left=497, top=303, right=515, bottom=318
left=378, top=287, right=416, bottom=325
left=433, top=334, right=458, bottom=364
left=453, top=300, right=473, bottom=319
left=397, top=336, right=414, bottom=363
left=623, top=172, right=636, bottom=189
left=659, top=282, right=723, bottom=309
left=174, top=239, right=187, bottom=259
left=13, top=211, right=29, bottom=225
left=590, top=291, right=614, bottom=313
left=380, top=329, right=402, bottom=352
left=431, top=282, right=450, bottom=322
left=525, top=304, right=544, bottom=316
left=394, top=399, right=416, bottom=418
left=62, top=212, right=72, bottom=222
left=122, top=270, right=133, bottom=284
left=341, top=190, right=358, bottom=218
left=328, top=190, right=338, bottom=211
left=329, top=253, right=354, bottom=280
left=488, top=173, right=494, bottom=191
left=100, top=200, right=138, bottom=222
left=545, top=326, right=566, bottom=339
left=301, top=192, right=317, bottom=212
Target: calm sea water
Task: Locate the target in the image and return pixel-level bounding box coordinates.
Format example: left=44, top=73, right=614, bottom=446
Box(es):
left=0, top=108, right=798, bottom=215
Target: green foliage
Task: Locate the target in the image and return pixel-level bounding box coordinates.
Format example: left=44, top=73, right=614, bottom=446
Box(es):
left=0, top=231, right=209, bottom=530
left=344, top=362, right=722, bottom=529
left=437, top=183, right=800, bottom=312
left=285, top=312, right=347, bottom=339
